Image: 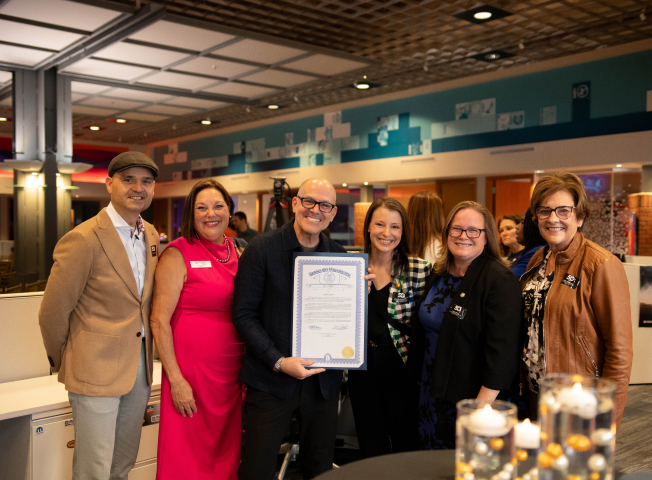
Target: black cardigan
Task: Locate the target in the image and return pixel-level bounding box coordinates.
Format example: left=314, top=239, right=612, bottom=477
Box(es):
left=407, top=254, right=523, bottom=404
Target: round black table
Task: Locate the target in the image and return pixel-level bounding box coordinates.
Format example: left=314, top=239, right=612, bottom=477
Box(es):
left=315, top=449, right=456, bottom=480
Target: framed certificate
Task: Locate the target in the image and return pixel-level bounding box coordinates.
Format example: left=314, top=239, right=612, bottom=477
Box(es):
left=292, top=252, right=368, bottom=370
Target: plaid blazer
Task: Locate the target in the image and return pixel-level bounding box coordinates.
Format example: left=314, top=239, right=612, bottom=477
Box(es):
left=386, top=255, right=432, bottom=362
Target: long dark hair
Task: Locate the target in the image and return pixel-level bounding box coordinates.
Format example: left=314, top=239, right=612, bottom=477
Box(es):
left=522, top=208, right=547, bottom=251
left=363, top=197, right=410, bottom=273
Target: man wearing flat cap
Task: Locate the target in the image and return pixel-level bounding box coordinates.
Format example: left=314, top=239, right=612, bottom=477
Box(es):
left=39, top=152, right=160, bottom=480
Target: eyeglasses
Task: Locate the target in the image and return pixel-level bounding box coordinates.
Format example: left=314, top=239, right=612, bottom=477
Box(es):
left=535, top=206, right=575, bottom=220
left=297, top=196, right=335, bottom=213
left=448, top=227, right=485, bottom=239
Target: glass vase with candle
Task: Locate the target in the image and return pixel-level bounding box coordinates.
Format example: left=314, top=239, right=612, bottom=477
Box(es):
left=514, top=418, right=541, bottom=480
left=456, top=399, right=518, bottom=480
left=538, top=374, right=616, bottom=480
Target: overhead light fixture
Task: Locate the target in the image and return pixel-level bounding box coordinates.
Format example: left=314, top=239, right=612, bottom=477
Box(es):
left=116, top=118, right=127, bottom=124
left=363, top=181, right=369, bottom=186
left=0, top=117, right=7, bottom=122
left=56, top=173, right=60, bottom=177
left=31, top=172, right=38, bottom=176
left=201, top=119, right=212, bottom=125
left=342, top=183, right=347, bottom=187
left=470, top=49, right=515, bottom=62
left=535, top=170, right=543, bottom=174
left=454, top=5, right=513, bottom=24
left=616, top=164, right=623, bottom=168
left=267, top=104, right=279, bottom=110
left=89, top=126, right=100, bottom=131
left=355, top=82, right=370, bottom=90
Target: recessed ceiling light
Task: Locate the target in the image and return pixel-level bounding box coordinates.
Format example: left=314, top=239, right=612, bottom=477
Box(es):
left=267, top=104, right=279, bottom=110
left=342, top=183, right=347, bottom=187
left=352, top=80, right=381, bottom=90
left=363, top=181, right=369, bottom=186
left=56, top=173, right=60, bottom=177
left=356, top=82, right=370, bottom=90
left=616, top=164, right=623, bottom=167
left=89, top=126, right=100, bottom=131
left=116, top=118, right=127, bottom=124
left=470, top=50, right=515, bottom=62
left=31, top=172, right=38, bottom=176
left=454, top=4, right=513, bottom=24
left=535, top=170, right=543, bottom=174
left=201, top=119, right=212, bottom=125
left=0, top=117, right=7, bottom=122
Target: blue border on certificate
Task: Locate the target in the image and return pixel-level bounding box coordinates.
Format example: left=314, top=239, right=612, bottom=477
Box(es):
left=292, top=252, right=368, bottom=370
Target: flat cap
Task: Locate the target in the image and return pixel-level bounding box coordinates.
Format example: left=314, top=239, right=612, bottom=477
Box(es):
left=108, top=152, right=159, bottom=178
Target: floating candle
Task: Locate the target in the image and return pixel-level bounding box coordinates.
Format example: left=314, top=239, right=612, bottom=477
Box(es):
left=467, top=404, right=509, bottom=436
left=558, top=382, right=598, bottom=419
left=514, top=419, right=541, bottom=449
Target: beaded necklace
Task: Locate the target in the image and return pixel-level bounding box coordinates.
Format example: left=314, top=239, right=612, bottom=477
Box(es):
left=195, top=233, right=230, bottom=263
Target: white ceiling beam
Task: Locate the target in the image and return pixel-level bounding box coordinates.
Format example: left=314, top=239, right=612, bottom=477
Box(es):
left=36, top=3, right=166, bottom=72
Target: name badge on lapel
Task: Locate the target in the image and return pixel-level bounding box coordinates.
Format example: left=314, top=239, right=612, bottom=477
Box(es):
left=561, top=273, right=580, bottom=289
left=150, top=245, right=157, bottom=257
left=449, top=304, right=467, bottom=319
left=392, top=291, right=410, bottom=305
left=190, top=261, right=212, bottom=268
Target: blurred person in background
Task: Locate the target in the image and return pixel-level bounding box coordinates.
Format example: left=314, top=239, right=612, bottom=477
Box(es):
left=498, top=214, right=525, bottom=268
left=407, top=191, right=445, bottom=264
left=510, top=208, right=546, bottom=278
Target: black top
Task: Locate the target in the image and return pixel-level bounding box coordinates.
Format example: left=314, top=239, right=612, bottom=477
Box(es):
left=506, top=248, right=525, bottom=269
left=408, top=254, right=523, bottom=404
left=232, top=220, right=345, bottom=400
left=368, top=283, right=393, bottom=345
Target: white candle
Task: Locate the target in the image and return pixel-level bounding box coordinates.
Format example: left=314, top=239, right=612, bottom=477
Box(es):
left=558, top=382, right=598, bottom=419
left=514, top=418, right=541, bottom=449
left=467, top=404, right=509, bottom=437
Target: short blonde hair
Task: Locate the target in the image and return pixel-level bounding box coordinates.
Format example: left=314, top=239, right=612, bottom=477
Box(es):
left=435, top=201, right=507, bottom=275
left=530, top=173, right=589, bottom=227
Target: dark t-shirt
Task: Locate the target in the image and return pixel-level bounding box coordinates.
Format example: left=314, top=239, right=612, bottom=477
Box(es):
left=237, top=227, right=259, bottom=243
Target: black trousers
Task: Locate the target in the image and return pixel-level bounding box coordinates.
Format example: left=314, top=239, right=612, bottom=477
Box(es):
left=348, top=344, right=418, bottom=458
left=239, top=375, right=339, bottom=480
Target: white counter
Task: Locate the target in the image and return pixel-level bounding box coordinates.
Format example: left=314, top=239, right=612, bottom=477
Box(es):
left=0, top=362, right=162, bottom=421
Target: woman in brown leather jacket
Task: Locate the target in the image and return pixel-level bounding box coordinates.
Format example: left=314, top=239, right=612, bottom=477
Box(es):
left=520, top=173, right=633, bottom=429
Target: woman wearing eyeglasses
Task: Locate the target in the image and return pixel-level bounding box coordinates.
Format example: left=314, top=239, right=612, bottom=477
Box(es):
left=408, top=201, right=523, bottom=449
left=520, top=173, right=632, bottom=428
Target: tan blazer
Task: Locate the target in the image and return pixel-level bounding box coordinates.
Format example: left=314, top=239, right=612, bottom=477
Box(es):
left=39, top=209, right=159, bottom=397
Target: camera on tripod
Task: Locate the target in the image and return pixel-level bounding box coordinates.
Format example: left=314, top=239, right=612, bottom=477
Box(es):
left=264, top=177, right=292, bottom=232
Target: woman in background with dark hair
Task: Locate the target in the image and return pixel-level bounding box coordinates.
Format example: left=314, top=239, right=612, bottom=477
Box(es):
left=511, top=208, right=546, bottom=278
left=498, top=214, right=525, bottom=268
left=151, top=179, right=245, bottom=480
left=348, top=197, right=431, bottom=458
left=409, top=201, right=522, bottom=449
left=407, top=191, right=445, bottom=264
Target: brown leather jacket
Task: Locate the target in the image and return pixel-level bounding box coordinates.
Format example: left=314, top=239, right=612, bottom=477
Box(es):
left=521, top=233, right=633, bottom=428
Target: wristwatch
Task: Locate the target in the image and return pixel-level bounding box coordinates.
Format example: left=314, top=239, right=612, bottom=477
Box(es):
left=273, top=357, right=284, bottom=373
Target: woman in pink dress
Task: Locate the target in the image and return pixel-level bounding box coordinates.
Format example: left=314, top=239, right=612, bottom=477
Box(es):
left=151, top=179, right=245, bottom=480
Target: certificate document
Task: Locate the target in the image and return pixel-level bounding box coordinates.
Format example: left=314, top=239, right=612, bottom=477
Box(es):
left=292, top=253, right=367, bottom=370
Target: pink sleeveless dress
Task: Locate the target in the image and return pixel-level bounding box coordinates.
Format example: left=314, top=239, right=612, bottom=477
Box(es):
left=156, top=236, right=244, bottom=480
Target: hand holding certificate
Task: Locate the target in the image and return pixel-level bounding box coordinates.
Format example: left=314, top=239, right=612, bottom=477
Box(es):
left=292, top=253, right=368, bottom=370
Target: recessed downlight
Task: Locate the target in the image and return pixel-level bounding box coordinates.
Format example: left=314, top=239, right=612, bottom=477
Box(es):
left=485, top=53, right=500, bottom=60
left=201, top=119, right=212, bottom=125
left=342, top=183, right=347, bottom=187
left=116, top=118, right=127, bottom=124
left=0, top=117, right=7, bottom=122
left=363, top=181, right=369, bottom=186
left=474, top=11, right=492, bottom=19
left=356, top=82, right=370, bottom=90
left=89, top=126, right=100, bottom=131
left=267, top=104, right=279, bottom=110
left=616, top=164, right=623, bottom=168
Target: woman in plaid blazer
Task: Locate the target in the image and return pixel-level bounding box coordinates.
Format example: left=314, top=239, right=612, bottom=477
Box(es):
left=347, top=197, right=431, bottom=458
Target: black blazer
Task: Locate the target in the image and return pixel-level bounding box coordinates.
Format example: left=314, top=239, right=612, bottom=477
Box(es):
left=407, top=254, right=523, bottom=404
left=233, top=220, right=345, bottom=400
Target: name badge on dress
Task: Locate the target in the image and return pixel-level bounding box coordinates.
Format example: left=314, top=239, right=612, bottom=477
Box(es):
left=561, top=273, right=580, bottom=289
left=190, top=261, right=212, bottom=268
left=449, top=304, right=467, bottom=319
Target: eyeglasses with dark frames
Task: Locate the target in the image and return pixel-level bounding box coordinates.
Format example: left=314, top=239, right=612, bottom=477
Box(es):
left=297, top=196, right=336, bottom=213
left=448, top=227, right=485, bottom=239
left=535, top=206, right=575, bottom=220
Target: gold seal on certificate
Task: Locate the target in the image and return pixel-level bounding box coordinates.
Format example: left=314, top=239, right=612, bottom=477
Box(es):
left=292, top=252, right=368, bottom=370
